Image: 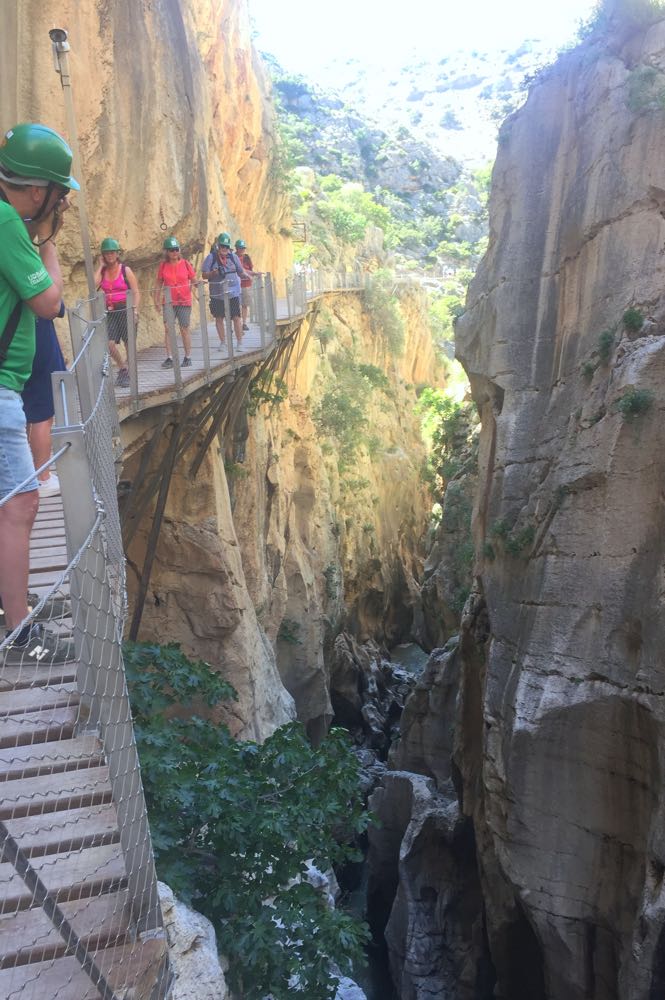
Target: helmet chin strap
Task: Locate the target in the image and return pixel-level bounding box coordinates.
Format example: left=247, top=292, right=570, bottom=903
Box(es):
left=23, top=183, right=60, bottom=246
left=22, top=181, right=56, bottom=224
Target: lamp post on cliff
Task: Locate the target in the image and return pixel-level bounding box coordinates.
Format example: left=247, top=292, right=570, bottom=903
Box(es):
left=49, top=28, right=96, bottom=299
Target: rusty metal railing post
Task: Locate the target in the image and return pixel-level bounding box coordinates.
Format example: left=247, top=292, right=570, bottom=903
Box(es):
left=257, top=274, right=267, bottom=352
left=126, top=290, right=139, bottom=412
left=198, top=282, right=211, bottom=382
left=164, top=286, right=183, bottom=398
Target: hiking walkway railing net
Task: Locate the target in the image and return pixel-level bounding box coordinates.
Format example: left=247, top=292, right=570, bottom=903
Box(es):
left=0, top=295, right=170, bottom=1000
left=112, top=268, right=366, bottom=415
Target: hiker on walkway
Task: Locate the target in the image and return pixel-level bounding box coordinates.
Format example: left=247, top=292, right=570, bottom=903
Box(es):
left=0, top=123, right=78, bottom=665
left=202, top=232, right=249, bottom=348
left=154, top=237, right=196, bottom=369
left=94, top=238, right=140, bottom=388
left=235, top=238, right=258, bottom=332
left=21, top=302, right=66, bottom=497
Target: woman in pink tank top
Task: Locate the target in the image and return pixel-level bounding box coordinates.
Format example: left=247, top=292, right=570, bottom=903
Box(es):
left=94, top=238, right=140, bottom=388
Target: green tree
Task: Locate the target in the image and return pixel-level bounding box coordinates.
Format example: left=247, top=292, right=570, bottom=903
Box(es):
left=124, top=642, right=370, bottom=1000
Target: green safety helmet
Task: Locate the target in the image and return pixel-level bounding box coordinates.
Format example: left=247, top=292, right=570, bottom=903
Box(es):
left=217, top=232, right=232, bottom=248
left=0, top=123, right=80, bottom=190
left=100, top=237, right=120, bottom=252
left=235, top=239, right=246, bottom=250
left=163, top=236, right=180, bottom=250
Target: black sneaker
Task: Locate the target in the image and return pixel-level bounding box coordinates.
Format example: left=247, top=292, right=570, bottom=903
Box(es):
left=1, top=623, right=76, bottom=666
left=242, top=323, right=249, bottom=331
left=161, top=357, right=174, bottom=369
left=182, top=356, right=192, bottom=367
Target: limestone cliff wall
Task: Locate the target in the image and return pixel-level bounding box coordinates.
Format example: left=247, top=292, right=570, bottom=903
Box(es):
left=125, top=287, right=436, bottom=741
left=231, top=291, right=435, bottom=735
left=1, top=0, right=291, bottom=348
left=450, top=18, right=665, bottom=1000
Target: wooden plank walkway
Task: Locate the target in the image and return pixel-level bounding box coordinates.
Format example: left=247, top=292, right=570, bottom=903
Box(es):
left=0, top=497, right=167, bottom=996
left=114, top=316, right=270, bottom=420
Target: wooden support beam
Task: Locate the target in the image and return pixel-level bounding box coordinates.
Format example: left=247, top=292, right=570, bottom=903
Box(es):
left=127, top=397, right=196, bottom=640
left=119, top=410, right=168, bottom=531
left=189, top=372, right=252, bottom=480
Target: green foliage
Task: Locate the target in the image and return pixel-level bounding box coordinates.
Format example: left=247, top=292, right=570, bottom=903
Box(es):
left=314, top=350, right=391, bottom=468
left=482, top=542, right=496, bottom=561
left=429, top=292, right=466, bottom=344
left=623, top=307, right=644, bottom=332
left=504, top=524, right=536, bottom=556
left=248, top=372, right=288, bottom=415
left=224, top=460, right=249, bottom=481
left=597, top=329, right=615, bottom=365
left=490, top=519, right=510, bottom=539
left=323, top=564, right=338, bottom=599
left=627, top=65, right=665, bottom=111
left=317, top=179, right=393, bottom=244
left=416, top=387, right=476, bottom=485
left=581, top=360, right=597, bottom=382
left=124, top=641, right=370, bottom=1000
left=579, top=0, right=665, bottom=39
left=616, top=387, right=654, bottom=418
left=277, top=618, right=302, bottom=645
left=315, top=312, right=336, bottom=348
left=362, top=270, right=405, bottom=356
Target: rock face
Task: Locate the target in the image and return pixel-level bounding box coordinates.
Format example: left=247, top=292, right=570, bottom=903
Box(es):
left=1, top=0, right=291, bottom=347
left=124, top=286, right=435, bottom=739
left=449, top=18, right=665, bottom=1000
left=228, top=290, right=435, bottom=736
left=158, top=882, right=228, bottom=1000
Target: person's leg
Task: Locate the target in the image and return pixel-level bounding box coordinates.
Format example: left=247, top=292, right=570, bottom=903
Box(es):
left=0, top=491, right=39, bottom=628
left=107, top=312, right=125, bottom=368
left=27, top=419, right=54, bottom=483
left=108, top=338, right=124, bottom=367
left=0, top=388, right=39, bottom=630
left=242, top=287, right=250, bottom=328
left=211, top=299, right=226, bottom=345
left=181, top=325, right=192, bottom=357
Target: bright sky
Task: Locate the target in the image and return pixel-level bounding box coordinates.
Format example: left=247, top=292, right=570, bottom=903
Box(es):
left=249, top=0, right=598, bottom=77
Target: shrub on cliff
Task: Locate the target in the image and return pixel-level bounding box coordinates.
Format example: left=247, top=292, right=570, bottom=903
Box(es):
left=362, top=269, right=405, bottom=356
left=124, top=641, right=370, bottom=1000
left=580, top=0, right=665, bottom=38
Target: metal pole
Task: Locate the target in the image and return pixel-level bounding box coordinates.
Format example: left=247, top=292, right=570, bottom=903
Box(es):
left=257, top=275, right=267, bottom=352
left=164, top=286, right=183, bottom=397
left=126, top=290, right=139, bottom=410
left=198, top=282, right=211, bottom=382
left=49, top=29, right=96, bottom=298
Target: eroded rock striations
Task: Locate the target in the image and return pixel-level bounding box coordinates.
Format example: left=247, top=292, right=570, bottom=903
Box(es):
left=373, top=16, right=665, bottom=1000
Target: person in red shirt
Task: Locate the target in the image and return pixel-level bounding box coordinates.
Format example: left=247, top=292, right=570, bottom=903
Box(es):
left=153, top=237, right=196, bottom=368
left=235, top=239, right=257, bottom=332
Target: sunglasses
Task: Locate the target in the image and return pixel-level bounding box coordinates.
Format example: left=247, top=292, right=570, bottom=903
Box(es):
left=168, top=247, right=180, bottom=252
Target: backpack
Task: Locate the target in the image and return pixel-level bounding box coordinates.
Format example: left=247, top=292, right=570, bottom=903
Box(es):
left=0, top=300, right=23, bottom=370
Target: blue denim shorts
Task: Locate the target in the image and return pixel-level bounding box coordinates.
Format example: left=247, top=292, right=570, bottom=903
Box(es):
left=0, top=387, right=38, bottom=499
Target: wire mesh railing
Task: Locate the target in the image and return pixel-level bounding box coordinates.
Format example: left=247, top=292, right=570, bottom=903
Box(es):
left=109, top=267, right=366, bottom=416
left=0, top=302, right=170, bottom=998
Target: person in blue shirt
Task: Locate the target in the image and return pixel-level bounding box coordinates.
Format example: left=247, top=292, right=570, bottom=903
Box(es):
left=202, top=231, right=248, bottom=348
left=21, top=302, right=66, bottom=497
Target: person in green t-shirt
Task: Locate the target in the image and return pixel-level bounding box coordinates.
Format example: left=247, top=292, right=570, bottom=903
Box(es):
left=0, top=124, right=79, bottom=665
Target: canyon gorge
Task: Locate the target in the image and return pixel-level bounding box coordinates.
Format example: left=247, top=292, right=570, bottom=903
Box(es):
left=5, top=1, right=665, bottom=998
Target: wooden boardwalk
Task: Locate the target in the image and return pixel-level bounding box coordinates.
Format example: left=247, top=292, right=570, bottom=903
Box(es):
left=114, top=316, right=271, bottom=420
left=0, top=507, right=165, bottom=997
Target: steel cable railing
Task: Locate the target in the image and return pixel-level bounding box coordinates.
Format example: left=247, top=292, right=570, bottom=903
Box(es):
left=0, top=301, right=170, bottom=999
